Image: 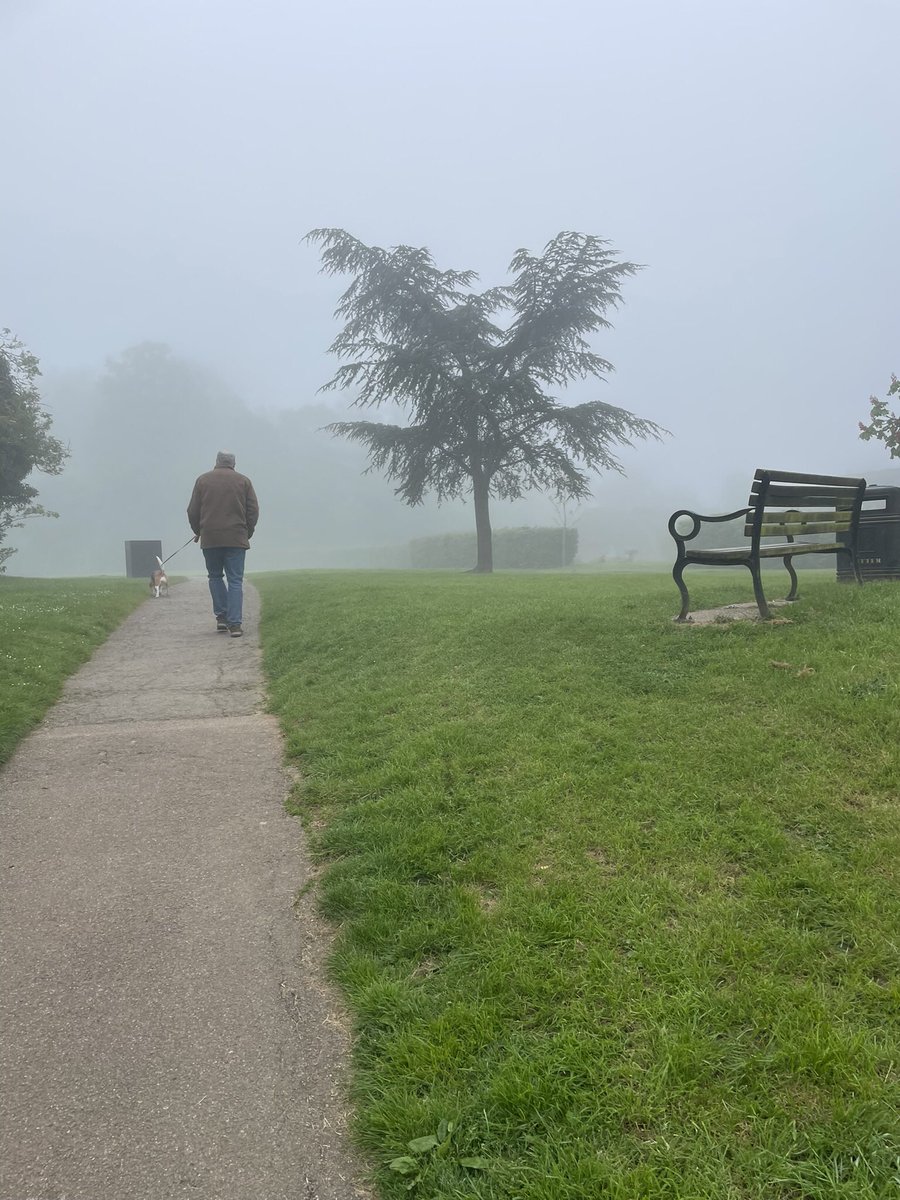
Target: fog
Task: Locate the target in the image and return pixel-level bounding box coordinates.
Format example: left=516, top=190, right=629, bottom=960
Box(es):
left=2, top=0, right=897, bottom=575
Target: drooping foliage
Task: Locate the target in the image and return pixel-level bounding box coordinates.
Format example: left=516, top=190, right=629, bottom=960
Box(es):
left=307, top=228, right=667, bottom=571
left=0, top=330, right=68, bottom=571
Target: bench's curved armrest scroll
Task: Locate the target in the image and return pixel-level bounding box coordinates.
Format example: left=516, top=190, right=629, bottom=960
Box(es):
left=667, top=507, right=752, bottom=546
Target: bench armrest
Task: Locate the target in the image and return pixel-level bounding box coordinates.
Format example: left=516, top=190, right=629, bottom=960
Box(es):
left=668, top=507, right=752, bottom=546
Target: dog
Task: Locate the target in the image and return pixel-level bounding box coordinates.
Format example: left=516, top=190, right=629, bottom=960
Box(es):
left=149, top=556, right=169, bottom=598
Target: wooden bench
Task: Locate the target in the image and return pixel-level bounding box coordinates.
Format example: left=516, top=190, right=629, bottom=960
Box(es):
left=668, top=469, right=867, bottom=622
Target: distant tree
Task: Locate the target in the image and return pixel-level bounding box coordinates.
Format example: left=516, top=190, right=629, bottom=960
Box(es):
left=549, top=496, right=583, bottom=570
left=0, top=330, right=68, bottom=571
left=859, top=374, right=900, bottom=459
left=307, top=228, right=667, bottom=572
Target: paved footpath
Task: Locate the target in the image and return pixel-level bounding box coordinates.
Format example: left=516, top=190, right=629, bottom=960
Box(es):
left=0, top=579, right=370, bottom=1200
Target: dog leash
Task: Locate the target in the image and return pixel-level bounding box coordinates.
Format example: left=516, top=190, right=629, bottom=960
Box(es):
left=158, top=536, right=198, bottom=567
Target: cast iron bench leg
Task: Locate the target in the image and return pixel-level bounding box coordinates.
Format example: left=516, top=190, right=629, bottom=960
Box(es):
left=673, top=560, right=691, bottom=622
left=782, top=555, right=799, bottom=602
left=748, top=560, right=773, bottom=620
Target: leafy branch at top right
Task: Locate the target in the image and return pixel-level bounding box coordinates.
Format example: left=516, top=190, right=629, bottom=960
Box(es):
left=858, top=374, right=900, bottom=459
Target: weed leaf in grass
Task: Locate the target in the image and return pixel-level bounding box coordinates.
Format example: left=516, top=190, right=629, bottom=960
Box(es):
left=388, top=1156, right=418, bottom=1175
left=407, top=1135, right=439, bottom=1153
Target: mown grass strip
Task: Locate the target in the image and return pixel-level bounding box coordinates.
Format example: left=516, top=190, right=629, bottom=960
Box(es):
left=0, top=576, right=146, bottom=767
left=257, top=569, right=900, bottom=1199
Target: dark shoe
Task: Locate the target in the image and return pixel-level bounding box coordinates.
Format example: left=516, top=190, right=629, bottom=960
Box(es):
left=216, top=616, right=229, bottom=632
left=229, top=624, right=243, bottom=638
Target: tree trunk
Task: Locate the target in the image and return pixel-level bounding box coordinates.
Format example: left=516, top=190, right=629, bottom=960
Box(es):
left=472, top=473, right=493, bottom=573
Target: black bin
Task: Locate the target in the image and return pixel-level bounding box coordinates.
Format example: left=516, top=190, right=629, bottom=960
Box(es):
left=125, top=540, right=163, bottom=579
left=838, top=486, right=900, bottom=581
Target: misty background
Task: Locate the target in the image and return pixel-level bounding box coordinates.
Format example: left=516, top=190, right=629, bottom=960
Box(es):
left=1, top=0, right=897, bottom=576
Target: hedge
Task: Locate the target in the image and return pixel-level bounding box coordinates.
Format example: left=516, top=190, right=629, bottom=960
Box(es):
left=410, top=526, right=578, bottom=569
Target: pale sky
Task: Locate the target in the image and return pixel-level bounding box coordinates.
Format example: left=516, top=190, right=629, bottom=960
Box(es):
left=2, top=0, right=898, bottom=495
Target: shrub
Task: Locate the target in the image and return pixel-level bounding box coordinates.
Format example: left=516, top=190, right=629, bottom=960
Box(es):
left=410, top=526, right=577, bottom=569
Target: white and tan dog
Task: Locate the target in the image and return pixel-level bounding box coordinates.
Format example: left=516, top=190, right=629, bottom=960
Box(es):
left=149, top=556, right=169, bottom=598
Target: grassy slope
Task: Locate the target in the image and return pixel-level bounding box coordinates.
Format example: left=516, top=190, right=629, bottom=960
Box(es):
left=0, top=576, right=146, bottom=767
left=257, top=570, right=899, bottom=1200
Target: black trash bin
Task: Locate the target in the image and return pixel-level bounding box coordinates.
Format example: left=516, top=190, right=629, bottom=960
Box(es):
left=838, top=486, right=900, bottom=581
left=125, top=540, right=163, bottom=579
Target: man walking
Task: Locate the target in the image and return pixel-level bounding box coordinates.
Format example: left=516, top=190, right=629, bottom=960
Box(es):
left=187, top=451, right=259, bottom=637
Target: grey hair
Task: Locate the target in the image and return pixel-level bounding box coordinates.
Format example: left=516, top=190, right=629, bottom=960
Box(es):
left=215, top=451, right=236, bottom=468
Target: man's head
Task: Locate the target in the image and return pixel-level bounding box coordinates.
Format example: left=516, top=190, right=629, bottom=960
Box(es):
left=216, top=451, right=236, bottom=469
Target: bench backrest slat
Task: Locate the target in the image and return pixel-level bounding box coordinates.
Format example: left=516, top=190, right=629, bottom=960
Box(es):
left=753, top=485, right=863, bottom=506
left=745, top=470, right=866, bottom=544
left=752, top=469, right=867, bottom=488
left=753, top=518, right=854, bottom=538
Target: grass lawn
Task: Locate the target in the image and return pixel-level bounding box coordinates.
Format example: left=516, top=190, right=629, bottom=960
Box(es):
left=257, top=569, right=900, bottom=1200
left=0, top=576, right=147, bottom=768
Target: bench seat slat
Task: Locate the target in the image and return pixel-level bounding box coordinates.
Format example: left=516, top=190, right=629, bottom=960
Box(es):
left=686, top=541, right=845, bottom=563
left=758, top=541, right=844, bottom=556
left=684, top=546, right=755, bottom=562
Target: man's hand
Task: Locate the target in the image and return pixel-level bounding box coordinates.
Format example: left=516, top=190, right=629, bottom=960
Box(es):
left=193, top=534, right=200, bottom=543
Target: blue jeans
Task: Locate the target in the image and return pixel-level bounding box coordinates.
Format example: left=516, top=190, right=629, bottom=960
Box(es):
left=202, top=547, right=246, bottom=626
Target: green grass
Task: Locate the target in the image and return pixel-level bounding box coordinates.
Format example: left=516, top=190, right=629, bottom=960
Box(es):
left=257, top=569, right=900, bottom=1199
left=0, top=576, right=147, bottom=767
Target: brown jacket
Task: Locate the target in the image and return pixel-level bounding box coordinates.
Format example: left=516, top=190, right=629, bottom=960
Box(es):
left=187, top=465, right=259, bottom=550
